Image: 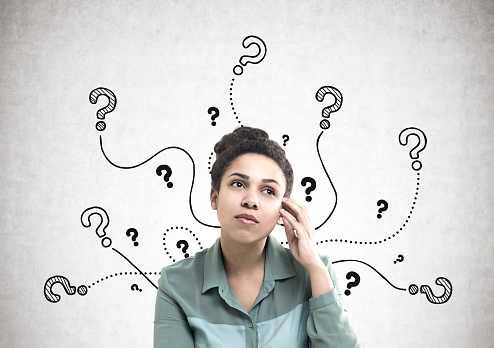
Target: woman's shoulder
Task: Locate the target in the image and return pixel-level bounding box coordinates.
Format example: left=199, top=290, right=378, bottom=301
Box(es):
left=159, top=248, right=209, bottom=279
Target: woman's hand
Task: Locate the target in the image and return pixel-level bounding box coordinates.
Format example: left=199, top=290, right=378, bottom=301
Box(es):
left=279, top=197, right=324, bottom=271
left=280, top=197, right=335, bottom=296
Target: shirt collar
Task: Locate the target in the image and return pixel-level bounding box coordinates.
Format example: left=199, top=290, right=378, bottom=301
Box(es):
left=202, top=234, right=296, bottom=294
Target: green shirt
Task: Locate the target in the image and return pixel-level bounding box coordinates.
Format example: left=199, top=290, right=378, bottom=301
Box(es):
left=154, top=234, right=361, bottom=347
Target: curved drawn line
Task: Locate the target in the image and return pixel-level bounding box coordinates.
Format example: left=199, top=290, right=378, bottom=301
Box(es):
left=315, top=131, right=338, bottom=230
left=112, top=248, right=158, bottom=290
left=332, top=259, right=406, bottom=291
left=100, top=136, right=220, bottom=228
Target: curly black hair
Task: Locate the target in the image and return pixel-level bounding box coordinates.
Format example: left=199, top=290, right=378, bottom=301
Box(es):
left=210, top=126, right=294, bottom=197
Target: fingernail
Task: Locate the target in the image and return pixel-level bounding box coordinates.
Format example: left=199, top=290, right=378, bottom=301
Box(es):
left=282, top=197, right=288, bottom=201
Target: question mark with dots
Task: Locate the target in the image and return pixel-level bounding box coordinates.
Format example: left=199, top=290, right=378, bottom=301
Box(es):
left=208, top=107, right=220, bottom=126
left=131, top=284, right=142, bottom=292
left=315, top=86, right=343, bottom=130
left=282, top=134, right=289, bottom=146
left=409, top=277, right=452, bottom=304
left=399, top=127, right=427, bottom=171
left=377, top=199, right=389, bottom=219
left=80, top=206, right=112, bottom=248
left=345, top=271, right=361, bottom=296
left=126, top=228, right=139, bottom=247
left=44, top=275, right=88, bottom=303
left=176, top=240, right=190, bottom=258
left=89, top=87, right=117, bottom=131
left=156, top=165, right=173, bottom=188
left=394, top=254, right=404, bottom=264
left=301, top=177, right=316, bottom=202
left=233, top=35, right=267, bottom=76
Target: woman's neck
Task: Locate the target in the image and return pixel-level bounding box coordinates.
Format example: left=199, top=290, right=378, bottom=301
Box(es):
left=220, top=234, right=267, bottom=278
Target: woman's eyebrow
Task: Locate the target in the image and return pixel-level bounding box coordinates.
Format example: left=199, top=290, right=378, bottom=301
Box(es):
left=228, top=173, right=280, bottom=186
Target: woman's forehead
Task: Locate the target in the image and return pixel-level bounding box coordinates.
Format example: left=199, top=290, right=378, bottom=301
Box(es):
left=225, top=154, right=285, bottom=182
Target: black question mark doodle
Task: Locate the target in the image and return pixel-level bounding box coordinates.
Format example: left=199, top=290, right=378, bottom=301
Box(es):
left=282, top=134, right=289, bottom=146
left=233, top=35, right=267, bottom=75
left=345, top=271, right=361, bottom=296
left=80, top=207, right=112, bottom=248
left=409, top=277, right=452, bottom=304
left=399, top=127, right=427, bottom=171
left=131, top=284, right=142, bottom=292
left=44, top=275, right=88, bottom=303
left=394, top=254, right=404, bottom=264
left=89, top=87, right=117, bottom=131
left=156, top=165, right=173, bottom=188
left=126, top=228, right=139, bottom=247
left=377, top=199, right=389, bottom=219
left=208, top=107, right=220, bottom=126
left=301, top=177, right=316, bottom=202
left=315, top=86, right=343, bottom=130
left=176, top=240, right=190, bottom=258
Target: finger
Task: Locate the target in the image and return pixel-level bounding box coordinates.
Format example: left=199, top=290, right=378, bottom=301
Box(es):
left=282, top=217, right=297, bottom=245
left=280, top=209, right=306, bottom=240
left=282, top=198, right=312, bottom=231
left=291, top=199, right=313, bottom=226
left=281, top=215, right=300, bottom=239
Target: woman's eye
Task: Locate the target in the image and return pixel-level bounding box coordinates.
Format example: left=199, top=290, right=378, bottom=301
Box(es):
left=231, top=181, right=244, bottom=188
left=262, top=188, right=275, bottom=196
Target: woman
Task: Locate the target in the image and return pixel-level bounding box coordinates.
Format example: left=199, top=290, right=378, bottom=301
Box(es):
left=154, top=127, right=360, bottom=347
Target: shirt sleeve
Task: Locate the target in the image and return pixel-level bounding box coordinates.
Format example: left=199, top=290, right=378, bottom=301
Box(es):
left=306, top=259, right=361, bottom=348
left=153, top=268, right=195, bottom=348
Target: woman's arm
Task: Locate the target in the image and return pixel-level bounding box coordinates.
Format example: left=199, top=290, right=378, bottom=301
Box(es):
left=306, top=259, right=361, bottom=347
left=154, top=269, right=194, bottom=348
left=280, top=197, right=361, bottom=347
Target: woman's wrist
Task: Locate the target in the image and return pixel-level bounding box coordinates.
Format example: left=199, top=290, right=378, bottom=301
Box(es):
left=306, top=261, right=335, bottom=297
left=303, top=258, right=326, bottom=274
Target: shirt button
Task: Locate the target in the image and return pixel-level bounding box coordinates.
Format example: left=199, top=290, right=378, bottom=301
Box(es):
left=248, top=323, right=253, bottom=328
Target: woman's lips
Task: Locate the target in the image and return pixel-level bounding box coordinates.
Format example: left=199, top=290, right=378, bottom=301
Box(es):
left=236, top=217, right=258, bottom=225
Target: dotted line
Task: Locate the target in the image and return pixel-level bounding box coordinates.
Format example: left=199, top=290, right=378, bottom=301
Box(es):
left=230, top=78, right=243, bottom=126
left=208, top=152, right=213, bottom=174
left=281, top=172, right=421, bottom=246
left=163, top=226, right=204, bottom=262
left=87, top=271, right=159, bottom=289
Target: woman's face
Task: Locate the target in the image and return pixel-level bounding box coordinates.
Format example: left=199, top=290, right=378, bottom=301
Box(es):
left=210, top=153, right=287, bottom=245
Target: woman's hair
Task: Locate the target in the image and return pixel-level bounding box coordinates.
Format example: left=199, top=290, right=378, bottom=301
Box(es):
left=210, top=126, right=294, bottom=197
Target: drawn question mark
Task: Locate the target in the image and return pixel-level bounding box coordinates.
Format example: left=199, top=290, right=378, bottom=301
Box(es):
left=409, top=277, right=452, bottom=304
left=208, top=107, right=220, bottom=126
left=315, top=86, right=343, bottom=130
left=399, top=127, right=427, bottom=171
left=233, top=35, right=267, bottom=76
left=89, top=87, right=117, bottom=131
left=126, top=228, right=139, bottom=247
left=301, top=177, right=316, bottom=202
left=156, top=165, right=173, bottom=188
left=80, top=207, right=112, bottom=248
left=44, top=275, right=88, bottom=303
left=131, top=284, right=142, bottom=292
left=282, top=134, right=289, bottom=146
left=176, top=240, right=190, bottom=258
left=345, top=271, right=361, bottom=296
left=394, top=254, right=404, bottom=264
left=377, top=199, right=389, bottom=219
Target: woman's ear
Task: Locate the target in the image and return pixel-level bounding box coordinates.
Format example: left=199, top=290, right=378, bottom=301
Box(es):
left=210, top=188, right=218, bottom=210
left=277, top=215, right=283, bottom=225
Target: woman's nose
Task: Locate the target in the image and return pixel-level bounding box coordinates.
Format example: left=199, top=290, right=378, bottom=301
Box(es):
left=241, top=191, right=259, bottom=209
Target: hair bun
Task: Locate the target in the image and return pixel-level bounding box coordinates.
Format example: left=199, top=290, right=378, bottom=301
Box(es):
left=214, top=126, right=269, bottom=156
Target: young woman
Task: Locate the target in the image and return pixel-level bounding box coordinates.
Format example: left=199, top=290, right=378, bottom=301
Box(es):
left=154, top=127, right=360, bottom=347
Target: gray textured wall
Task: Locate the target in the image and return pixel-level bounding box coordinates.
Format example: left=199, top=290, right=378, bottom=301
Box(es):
left=1, top=0, right=493, bottom=346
